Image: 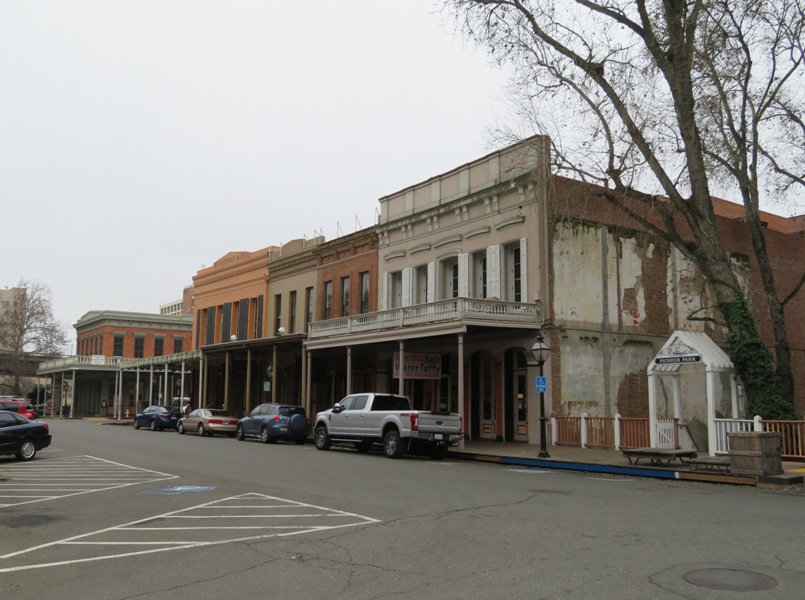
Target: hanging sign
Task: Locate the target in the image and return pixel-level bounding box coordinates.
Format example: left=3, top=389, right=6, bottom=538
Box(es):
left=393, top=352, right=441, bottom=379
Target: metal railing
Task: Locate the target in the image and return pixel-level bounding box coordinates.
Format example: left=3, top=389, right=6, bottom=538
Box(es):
left=309, top=297, right=541, bottom=338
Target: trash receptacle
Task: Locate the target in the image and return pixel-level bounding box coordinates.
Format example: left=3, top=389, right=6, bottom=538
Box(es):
left=728, top=431, right=783, bottom=476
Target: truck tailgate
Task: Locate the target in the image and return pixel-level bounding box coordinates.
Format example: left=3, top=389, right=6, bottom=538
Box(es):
left=417, top=412, right=462, bottom=434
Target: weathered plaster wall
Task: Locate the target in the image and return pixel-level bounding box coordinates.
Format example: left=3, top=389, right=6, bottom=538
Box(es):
left=551, top=217, right=756, bottom=426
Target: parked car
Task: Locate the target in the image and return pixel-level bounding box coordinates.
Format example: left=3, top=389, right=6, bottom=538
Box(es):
left=314, top=393, right=463, bottom=459
left=133, top=405, right=180, bottom=431
left=178, top=408, right=239, bottom=437
left=236, top=403, right=309, bottom=444
left=0, top=410, right=52, bottom=461
left=0, top=398, right=37, bottom=420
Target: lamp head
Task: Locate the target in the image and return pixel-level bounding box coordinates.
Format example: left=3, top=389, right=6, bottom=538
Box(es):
left=531, top=334, right=550, bottom=365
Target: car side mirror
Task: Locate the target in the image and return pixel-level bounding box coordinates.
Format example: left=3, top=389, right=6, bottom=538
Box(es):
left=332, top=405, right=344, bottom=414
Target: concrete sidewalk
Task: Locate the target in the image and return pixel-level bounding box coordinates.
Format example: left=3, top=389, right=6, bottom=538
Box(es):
left=451, top=440, right=805, bottom=489
left=83, top=417, right=804, bottom=489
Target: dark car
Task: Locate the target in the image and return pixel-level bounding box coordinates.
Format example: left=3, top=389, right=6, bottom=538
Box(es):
left=133, top=405, right=180, bottom=431
left=0, top=410, right=52, bottom=461
left=0, top=399, right=37, bottom=420
left=236, top=403, right=310, bottom=444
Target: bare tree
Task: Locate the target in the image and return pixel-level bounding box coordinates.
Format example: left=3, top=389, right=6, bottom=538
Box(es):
left=443, top=0, right=804, bottom=418
left=0, top=279, right=68, bottom=393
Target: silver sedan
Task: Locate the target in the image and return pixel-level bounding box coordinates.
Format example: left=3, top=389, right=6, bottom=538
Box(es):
left=178, top=408, right=239, bottom=437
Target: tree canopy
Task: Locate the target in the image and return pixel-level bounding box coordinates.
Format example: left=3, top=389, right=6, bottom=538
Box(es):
left=0, top=279, right=67, bottom=393
left=443, top=0, right=805, bottom=418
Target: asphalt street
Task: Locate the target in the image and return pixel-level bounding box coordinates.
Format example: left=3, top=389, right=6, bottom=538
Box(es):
left=0, top=419, right=803, bottom=600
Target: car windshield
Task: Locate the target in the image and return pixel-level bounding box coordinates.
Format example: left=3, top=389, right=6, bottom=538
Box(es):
left=207, top=409, right=231, bottom=417
left=279, top=407, right=305, bottom=417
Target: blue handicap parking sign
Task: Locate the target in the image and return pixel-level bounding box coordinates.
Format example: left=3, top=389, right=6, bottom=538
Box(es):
left=536, top=376, right=547, bottom=393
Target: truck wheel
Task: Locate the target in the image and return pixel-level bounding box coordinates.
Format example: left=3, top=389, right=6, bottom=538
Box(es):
left=355, top=440, right=373, bottom=453
left=314, top=426, right=331, bottom=450
left=383, top=429, right=404, bottom=458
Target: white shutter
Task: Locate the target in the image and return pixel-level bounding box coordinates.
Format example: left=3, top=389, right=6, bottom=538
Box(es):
left=402, top=268, right=414, bottom=307
left=486, top=245, right=502, bottom=299
left=519, top=237, right=528, bottom=302
left=427, top=262, right=436, bottom=303
left=458, top=254, right=470, bottom=297
left=382, top=272, right=392, bottom=311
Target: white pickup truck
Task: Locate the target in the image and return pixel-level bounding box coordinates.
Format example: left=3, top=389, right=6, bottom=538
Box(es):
left=313, top=393, right=464, bottom=459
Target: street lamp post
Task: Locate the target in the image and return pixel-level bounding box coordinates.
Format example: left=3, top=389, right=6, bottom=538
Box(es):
left=531, top=334, right=551, bottom=458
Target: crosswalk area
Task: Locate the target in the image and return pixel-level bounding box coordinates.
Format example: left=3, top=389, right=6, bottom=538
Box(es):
left=0, top=493, right=380, bottom=573
left=0, top=455, right=177, bottom=508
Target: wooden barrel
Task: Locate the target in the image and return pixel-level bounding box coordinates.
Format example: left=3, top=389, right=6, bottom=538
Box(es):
left=727, top=432, right=783, bottom=476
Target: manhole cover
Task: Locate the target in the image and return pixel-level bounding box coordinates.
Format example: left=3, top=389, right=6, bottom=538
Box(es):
left=682, top=568, right=777, bottom=591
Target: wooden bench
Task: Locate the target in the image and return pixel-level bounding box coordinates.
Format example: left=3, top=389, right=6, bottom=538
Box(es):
left=687, top=457, right=730, bottom=472
left=622, top=448, right=698, bottom=466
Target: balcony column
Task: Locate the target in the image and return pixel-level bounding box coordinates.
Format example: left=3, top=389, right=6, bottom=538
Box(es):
left=271, top=345, right=278, bottom=404
left=198, top=355, right=205, bottom=411
left=224, top=352, right=231, bottom=412
left=149, top=366, right=154, bottom=406
left=398, top=341, right=405, bottom=396
left=245, top=349, right=252, bottom=415
left=457, top=333, right=465, bottom=449
left=305, top=349, right=312, bottom=415
left=163, top=363, right=169, bottom=406
left=346, top=346, right=352, bottom=395
left=135, top=368, right=140, bottom=414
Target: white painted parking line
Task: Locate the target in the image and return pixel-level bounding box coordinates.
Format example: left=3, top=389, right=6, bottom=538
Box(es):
left=0, top=455, right=177, bottom=508
left=0, top=492, right=380, bottom=573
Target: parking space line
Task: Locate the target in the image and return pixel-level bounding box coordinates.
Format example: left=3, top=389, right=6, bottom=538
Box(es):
left=0, top=492, right=380, bottom=573
left=0, top=455, right=177, bottom=508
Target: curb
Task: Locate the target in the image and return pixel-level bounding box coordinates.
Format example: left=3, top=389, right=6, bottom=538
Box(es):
left=449, top=451, right=762, bottom=486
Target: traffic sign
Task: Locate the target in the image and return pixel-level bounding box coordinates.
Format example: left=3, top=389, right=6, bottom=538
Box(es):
left=536, top=376, right=547, bottom=393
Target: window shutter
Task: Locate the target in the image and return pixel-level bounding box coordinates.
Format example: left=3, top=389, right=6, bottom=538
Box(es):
left=519, top=237, right=528, bottom=302
left=402, top=267, right=414, bottom=307
left=427, top=262, right=436, bottom=303
left=382, top=272, right=392, bottom=311
left=458, top=254, right=470, bottom=297
left=486, top=245, right=502, bottom=299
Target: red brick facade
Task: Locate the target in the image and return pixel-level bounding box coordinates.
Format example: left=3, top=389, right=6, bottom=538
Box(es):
left=313, top=227, right=379, bottom=321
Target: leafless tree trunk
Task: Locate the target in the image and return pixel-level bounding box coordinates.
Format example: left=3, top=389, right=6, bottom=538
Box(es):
left=443, top=0, right=804, bottom=418
left=0, top=279, right=68, bottom=393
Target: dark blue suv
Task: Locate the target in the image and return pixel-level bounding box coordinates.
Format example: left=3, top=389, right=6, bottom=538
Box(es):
left=236, top=403, right=309, bottom=444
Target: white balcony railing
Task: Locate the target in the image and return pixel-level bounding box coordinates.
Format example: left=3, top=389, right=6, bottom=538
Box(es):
left=308, top=298, right=541, bottom=339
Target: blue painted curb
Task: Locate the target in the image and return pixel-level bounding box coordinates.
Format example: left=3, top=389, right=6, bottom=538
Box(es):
left=452, top=452, right=679, bottom=480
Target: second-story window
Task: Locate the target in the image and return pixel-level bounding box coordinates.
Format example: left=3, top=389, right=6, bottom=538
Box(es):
left=341, top=276, right=350, bottom=317
left=473, top=251, right=487, bottom=299
left=174, top=337, right=184, bottom=354
left=274, top=294, right=282, bottom=334
left=305, top=287, right=314, bottom=330
left=289, top=290, right=297, bottom=332
left=134, top=335, right=144, bottom=358
left=360, top=272, right=370, bottom=313
left=154, top=336, right=164, bottom=357
left=113, top=333, right=124, bottom=357
left=324, top=281, right=333, bottom=320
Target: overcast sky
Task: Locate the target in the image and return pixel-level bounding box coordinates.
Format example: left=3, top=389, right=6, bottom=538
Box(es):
left=1, top=1, right=514, bottom=342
